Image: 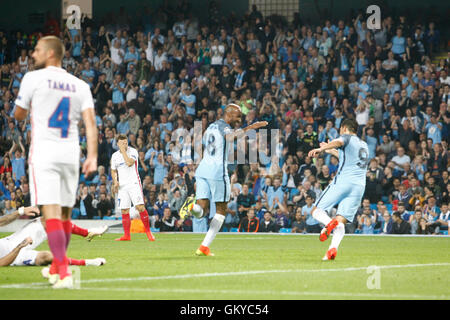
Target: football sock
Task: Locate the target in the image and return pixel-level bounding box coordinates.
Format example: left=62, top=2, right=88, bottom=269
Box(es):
left=139, top=209, right=151, bottom=232
left=68, top=258, right=86, bottom=266
left=329, top=222, right=345, bottom=250
left=312, top=208, right=332, bottom=226
left=62, top=220, right=72, bottom=250
left=191, top=204, right=204, bottom=218
left=122, top=213, right=131, bottom=238
left=201, top=214, right=225, bottom=248
left=49, top=260, right=58, bottom=275
left=71, top=223, right=88, bottom=237
left=46, top=219, right=70, bottom=279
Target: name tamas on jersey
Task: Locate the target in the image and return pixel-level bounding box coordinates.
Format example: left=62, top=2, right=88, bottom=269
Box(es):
left=15, top=67, right=94, bottom=165
left=46, top=79, right=77, bottom=92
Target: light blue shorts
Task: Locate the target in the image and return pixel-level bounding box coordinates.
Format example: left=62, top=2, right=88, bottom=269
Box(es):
left=314, top=182, right=365, bottom=223
left=195, top=176, right=231, bottom=203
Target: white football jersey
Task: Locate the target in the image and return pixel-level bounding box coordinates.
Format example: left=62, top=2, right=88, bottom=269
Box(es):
left=111, top=147, right=141, bottom=187
left=15, top=66, right=94, bottom=164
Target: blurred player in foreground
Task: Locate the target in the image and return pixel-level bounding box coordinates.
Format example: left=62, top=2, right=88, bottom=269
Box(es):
left=308, top=119, right=369, bottom=260
left=0, top=206, right=107, bottom=272
left=111, top=134, right=155, bottom=241
left=14, top=36, right=98, bottom=288
left=179, top=104, right=267, bottom=256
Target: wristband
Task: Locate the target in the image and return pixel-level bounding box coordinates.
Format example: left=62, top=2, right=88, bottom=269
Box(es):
left=18, top=207, right=25, bottom=216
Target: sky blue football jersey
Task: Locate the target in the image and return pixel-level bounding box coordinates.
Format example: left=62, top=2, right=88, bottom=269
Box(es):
left=333, top=134, right=369, bottom=187
left=195, top=119, right=232, bottom=180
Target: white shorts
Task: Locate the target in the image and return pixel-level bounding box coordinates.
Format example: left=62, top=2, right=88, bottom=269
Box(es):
left=29, top=161, right=79, bottom=207
left=117, top=183, right=144, bottom=210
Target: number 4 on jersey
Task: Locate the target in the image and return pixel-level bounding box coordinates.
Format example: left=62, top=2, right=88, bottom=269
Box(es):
left=48, top=97, right=70, bottom=138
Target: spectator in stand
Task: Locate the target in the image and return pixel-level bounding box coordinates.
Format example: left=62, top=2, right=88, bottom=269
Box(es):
left=416, top=217, right=433, bottom=235
left=75, top=185, right=96, bottom=219
left=431, top=203, right=449, bottom=234
left=390, top=211, right=411, bottom=234
left=0, top=5, right=447, bottom=235
left=409, top=209, right=424, bottom=234
left=155, top=207, right=177, bottom=232
left=236, top=184, right=255, bottom=221
left=360, top=213, right=375, bottom=234
left=238, top=208, right=260, bottom=233
left=258, top=211, right=278, bottom=233
left=303, top=195, right=321, bottom=233
left=291, top=207, right=306, bottom=233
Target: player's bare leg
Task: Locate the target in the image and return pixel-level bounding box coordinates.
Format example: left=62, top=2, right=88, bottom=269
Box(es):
left=322, top=215, right=347, bottom=261
left=115, top=208, right=131, bottom=241
left=196, top=201, right=226, bottom=257
left=136, top=204, right=155, bottom=241
left=42, top=204, right=72, bottom=288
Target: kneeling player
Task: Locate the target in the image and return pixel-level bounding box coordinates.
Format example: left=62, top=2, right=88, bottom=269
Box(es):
left=308, top=119, right=369, bottom=260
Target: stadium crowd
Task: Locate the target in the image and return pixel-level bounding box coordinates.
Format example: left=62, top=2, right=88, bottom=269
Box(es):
left=0, top=1, right=448, bottom=236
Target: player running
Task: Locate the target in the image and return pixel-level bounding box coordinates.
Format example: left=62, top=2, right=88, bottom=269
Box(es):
left=111, top=134, right=155, bottom=241
left=179, top=104, right=267, bottom=256
left=14, top=36, right=98, bottom=288
left=0, top=206, right=107, bottom=272
left=308, top=119, right=369, bottom=261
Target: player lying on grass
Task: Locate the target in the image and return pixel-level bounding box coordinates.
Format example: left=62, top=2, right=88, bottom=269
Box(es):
left=179, top=104, right=268, bottom=256
left=0, top=206, right=108, bottom=270
left=308, top=119, right=369, bottom=261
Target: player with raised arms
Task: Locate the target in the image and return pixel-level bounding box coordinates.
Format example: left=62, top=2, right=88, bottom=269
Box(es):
left=179, top=104, right=267, bottom=256
left=308, top=119, right=369, bottom=260
left=111, top=134, right=155, bottom=242
left=14, top=36, right=98, bottom=288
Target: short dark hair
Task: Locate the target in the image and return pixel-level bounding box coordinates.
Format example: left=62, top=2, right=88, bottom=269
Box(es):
left=341, top=119, right=358, bottom=133
left=392, top=211, right=401, bottom=219
left=117, top=134, right=128, bottom=141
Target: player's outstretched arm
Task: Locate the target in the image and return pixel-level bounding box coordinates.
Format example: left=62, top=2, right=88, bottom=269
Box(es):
left=225, top=121, right=268, bottom=141
left=308, top=138, right=344, bottom=158
left=0, top=237, right=32, bottom=266
left=0, top=206, right=40, bottom=227
left=319, top=142, right=339, bottom=159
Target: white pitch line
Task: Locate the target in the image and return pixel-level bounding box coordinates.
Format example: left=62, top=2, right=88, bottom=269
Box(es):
left=76, top=262, right=450, bottom=284
left=0, top=285, right=447, bottom=299
left=1, top=262, right=449, bottom=288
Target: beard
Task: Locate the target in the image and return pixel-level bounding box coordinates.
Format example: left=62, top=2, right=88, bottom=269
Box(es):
left=34, top=59, right=46, bottom=70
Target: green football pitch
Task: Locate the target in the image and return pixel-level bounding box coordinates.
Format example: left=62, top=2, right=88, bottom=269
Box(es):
left=0, top=232, right=449, bottom=300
